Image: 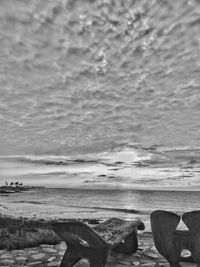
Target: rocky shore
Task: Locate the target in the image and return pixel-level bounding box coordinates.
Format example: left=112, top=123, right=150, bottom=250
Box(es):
left=0, top=233, right=195, bottom=267
left=0, top=186, right=45, bottom=195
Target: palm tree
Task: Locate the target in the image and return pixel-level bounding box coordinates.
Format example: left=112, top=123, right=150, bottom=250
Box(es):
left=15, top=182, right=19, bottom=187
left=10, top=182, right=14, bottom=186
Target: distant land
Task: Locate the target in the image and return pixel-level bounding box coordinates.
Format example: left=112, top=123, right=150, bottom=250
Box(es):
left=0, top=183, right=45, bottom=195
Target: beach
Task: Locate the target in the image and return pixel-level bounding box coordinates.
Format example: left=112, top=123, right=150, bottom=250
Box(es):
left=1, top=183, right=199, bottom=266
left=1, top=147, right=200, bottom=225
left=1, top=0, right=200, bottom=265
left=1, top=187, right=200, bottom=231
left=1, top=148, right=200, bottom=266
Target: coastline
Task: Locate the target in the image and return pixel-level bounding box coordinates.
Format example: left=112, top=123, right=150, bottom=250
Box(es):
left=0, top=184, right=199, bottom=266
left=2, top=187, right=200, bottom=236
left=0, top=185, right=45, bottom=196
left=0, top=186, right=195, bottom=266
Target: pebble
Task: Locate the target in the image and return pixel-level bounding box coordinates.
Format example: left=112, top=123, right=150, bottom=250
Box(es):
left=55, top=244, right=66, bottom=251
left=47, top=257, right=56, bottom=262
left=145, top=252, right=160, bottom=259
left=0, top=233, right=182, bottom=267
left=31, top=253, right=46, bottom=260
left=26, top=250, right=38, bottom=254
left=40, top=244, right=54, bottom=248
left=16, top=256, right=28, bottom=261
left=42, top=248, right=57, bottom=253
left=0, top=259, right=15, bottom=265
left=47, top=261, right=61, bottom=267
left=141, top=263, right=155, bottom=266
left=12, top=250, right=25, bottom=254
left=132, top=261, right=140, bottom=265
left=28, top=261, right=42, bottom=266
left=0, top=255, right=12, bottom=259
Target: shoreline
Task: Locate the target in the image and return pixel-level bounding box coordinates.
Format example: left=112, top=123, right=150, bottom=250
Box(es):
left=1, top=187, right=199, bottom=232
left=39, top=186, right=200, bottom=192
left=1, top=185, right=199, bottom=193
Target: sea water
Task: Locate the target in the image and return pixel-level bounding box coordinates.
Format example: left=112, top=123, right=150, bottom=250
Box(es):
left=1, top=148, right=200, bottom=230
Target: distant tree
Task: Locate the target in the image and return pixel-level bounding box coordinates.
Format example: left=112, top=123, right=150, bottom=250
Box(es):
left=15, top=182, right=19, bottom=187
left=5, top=181, right=8, bottom=186
left=10, top=182, right=14, bottom=186
left=19, top=183, right=23, bottom=187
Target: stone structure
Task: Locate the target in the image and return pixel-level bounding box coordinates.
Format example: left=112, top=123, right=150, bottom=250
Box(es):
left=52, top=218, right=145, bottom=267
left=0, top=232, right=177, bottom=266
left=151, top=210, right=200, bottom=267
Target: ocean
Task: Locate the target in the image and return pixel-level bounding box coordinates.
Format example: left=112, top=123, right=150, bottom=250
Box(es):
left=1, top=148, right=200, bottom=230
left=0, top=0, right=200, bottom=228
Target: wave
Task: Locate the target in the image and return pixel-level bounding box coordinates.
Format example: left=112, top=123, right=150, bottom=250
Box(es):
left=68, top=204, right=150, bottom=215
left=12, top=201, right=46, bottom=205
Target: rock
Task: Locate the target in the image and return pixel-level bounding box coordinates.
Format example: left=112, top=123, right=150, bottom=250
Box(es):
left=151, top=246, right=158, bottom=252
left=47, top=261, right=61, bottom=267
left=0, top=259, right=15, bottom=265
left=12, top=249, right=25, bottom=255
left=26, top=250, right=38, bottom=254
left=132, top=261, right=140, bottom=265
left=58, top=251, right=65, bottom=256
left=48, top=256, right=56, bottom=262
left=27, top=261, right=42, bottom=266
left=0, top=255, right=12, bottom=259
left=40, top=244, right=55, bottom=248
left=141, top=262, right=156, bottom=266
left=140, top=245, right=150, bottom=250
left=31, top=253, right=46, bottom=260
left=145, top=252, right=160, bottom=259
left=55, top=242, right=66, bottom=251
left=117, top=260, right=131, bottom=265
left=42, top=248, right=57, bottom=253
left=0, top=231, right=170, bottom=267
left=16, top=256, right=28, bottom=261
left=122, top=255, right=137, bottom=261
